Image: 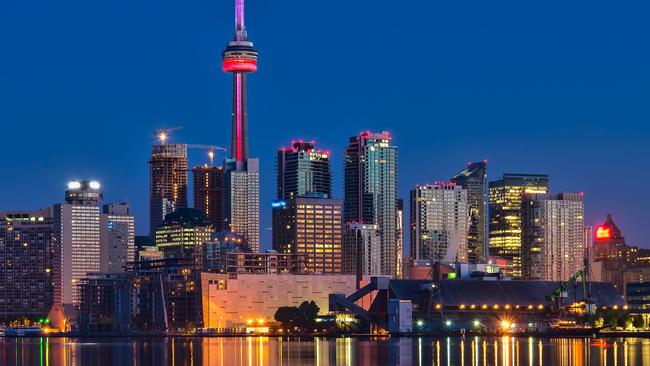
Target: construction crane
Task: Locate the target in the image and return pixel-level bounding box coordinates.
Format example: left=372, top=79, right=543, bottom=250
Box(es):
left=186, top=144, right=227, bottom=166
left=151, top=128, right=227, bottom=165
left=546, top=269, right=588, bottom=306
left=546, top=268, right=597, bottom=321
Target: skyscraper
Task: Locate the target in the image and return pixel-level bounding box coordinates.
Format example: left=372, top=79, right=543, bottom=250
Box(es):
left=277, top=141, right=331, bottom=200
left=0, top=209, right=55, bottom=322
left=410, top=183, right=469, bottom=263
left=272, top=196, right=343, bottom=273
left=53, top=180, right=102, bottom=308
left=149, top=143, right=188, bottom=237
left=451, top=161, right=487, bottom=263
left=192, top=165, right=224, bottom=231
left=223, top=160, right=260, bottom=252
left=344, top=131, right=398, bottom=276
left=521, top=193, right=585, bottom=281
left=488, top=174, right=549, bottom=278
left=100, top=203, right=135, bottom=273
left=221, top=0, right=260, bottom=252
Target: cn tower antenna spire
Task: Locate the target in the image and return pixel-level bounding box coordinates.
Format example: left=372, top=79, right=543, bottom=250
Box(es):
left=222, top=0, right=258, bottom=162
left=234, top=0, right=246, bottom=41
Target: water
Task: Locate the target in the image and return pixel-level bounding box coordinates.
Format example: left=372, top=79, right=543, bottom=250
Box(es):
left=1, top=336, right=649, bottom=365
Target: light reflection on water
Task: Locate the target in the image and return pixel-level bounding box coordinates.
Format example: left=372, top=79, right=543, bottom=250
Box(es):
left=1, top=336, right=649, bottom=365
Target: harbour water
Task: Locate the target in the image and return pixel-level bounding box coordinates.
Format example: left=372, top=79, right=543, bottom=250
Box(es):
left=1, top=336, right=648, bottom=365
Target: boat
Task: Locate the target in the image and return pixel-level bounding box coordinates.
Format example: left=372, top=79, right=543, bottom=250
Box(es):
left=4, top=326, right=43, bottom=337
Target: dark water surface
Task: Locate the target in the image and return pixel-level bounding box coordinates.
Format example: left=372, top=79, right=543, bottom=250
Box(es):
left=1, top=336, right=649, bottom=365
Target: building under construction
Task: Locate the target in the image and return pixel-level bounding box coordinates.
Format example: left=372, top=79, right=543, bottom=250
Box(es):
left=149, top=143, right=188, bottom=237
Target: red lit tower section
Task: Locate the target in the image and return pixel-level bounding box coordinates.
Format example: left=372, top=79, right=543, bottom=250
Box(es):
left=222, top=0, right=258, bottom=162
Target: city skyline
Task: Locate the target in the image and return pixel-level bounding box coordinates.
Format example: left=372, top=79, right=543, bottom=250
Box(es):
left=1, top=0, right=649, bottom=250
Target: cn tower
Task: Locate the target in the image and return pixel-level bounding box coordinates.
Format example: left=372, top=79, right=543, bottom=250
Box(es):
left=222, top=0, right=258, bottom=162
left=221, top=0, right=260, bottom=253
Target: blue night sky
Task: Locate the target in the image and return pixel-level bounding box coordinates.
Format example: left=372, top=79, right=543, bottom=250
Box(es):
left=1, top=0, right=649, bottom=250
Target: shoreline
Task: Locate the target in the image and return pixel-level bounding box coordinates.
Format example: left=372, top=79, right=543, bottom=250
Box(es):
left=4, top=331, right=650, bottom=339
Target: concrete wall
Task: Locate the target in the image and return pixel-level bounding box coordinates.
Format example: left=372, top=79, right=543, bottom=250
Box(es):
left=201, top=273, right=357, bottom=328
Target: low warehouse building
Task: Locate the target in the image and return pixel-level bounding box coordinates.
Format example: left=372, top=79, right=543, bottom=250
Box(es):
left=201, top=273, right=357, bottom=329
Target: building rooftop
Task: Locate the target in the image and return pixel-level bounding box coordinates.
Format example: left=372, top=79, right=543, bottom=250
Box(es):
left=437, top=280, right=624, bottom=307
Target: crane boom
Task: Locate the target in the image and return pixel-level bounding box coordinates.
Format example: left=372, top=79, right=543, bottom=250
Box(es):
left=185, top=144, right=227, bottom=166
left=546, top=269, right=587, bottom=304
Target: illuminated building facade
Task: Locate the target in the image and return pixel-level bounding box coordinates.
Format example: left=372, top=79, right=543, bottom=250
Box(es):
left=488, top=174, right=549, bottom=278
left=100, top=203, right=135, bottom=273
left=277, top=141, right=331, bottom=200
left=223, top=159, right=260, bottom=252
left=521, top=193, right=585, bottom=281
left=201, top=273, right=356, bottom=328
left=344, top=131, right=398, bottom=276
left=149, top=143, right=188, bottom=237
left=272, top=196, right=343, bottom=273
left=192, top=165, right=224, bottom=231
left=451, top=161, right=488, bottom=263
left=54, top=180, right=102, bottom=307
left=0, top=209, right=55, bottom=321
left=591, top=214, right=639, bottom=292
left=410, top=183, right=469, bottom=263
left=343, top=223, right=381, bottom=276
left=154, top=208, right=213, bottom=259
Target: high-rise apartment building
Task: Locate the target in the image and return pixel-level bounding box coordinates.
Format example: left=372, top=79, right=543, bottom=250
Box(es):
left=155, top=208, right=213, bottom=259
left=100, top=203, right=135, bottom=273
left=272, top=196, right=343, bottom=274
left=344, top=131, right=398, bottom=276
left=53, top=180, right=102, bottom=307
left=277, top=141, right=331, bottom=200
left=489, top=174, right=549, bottom=278
left=343, top=223, right=381, bottom=277
left=410, top=183, right=469, bottom=263
left=521, top=193, right=585, bottom=281
left=223, top=159, right=260, bottom=252
left=451, top=161, right=488, bottom=263
left=149, top=143, right=188, bottom=237
left=192, top=165, right=224, bottom=231
left=0, top=209, right=55, bottom=321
